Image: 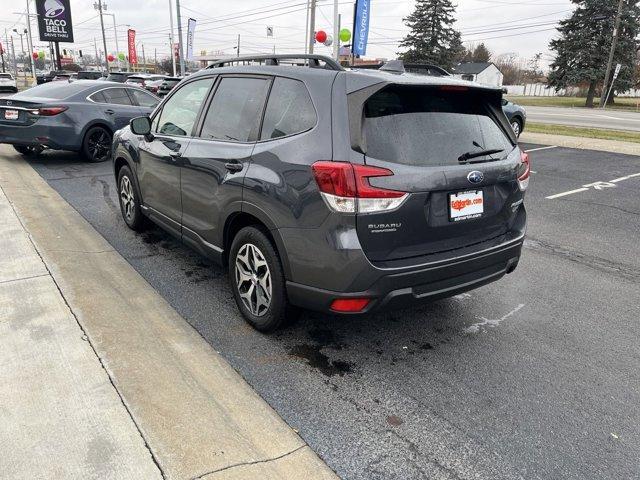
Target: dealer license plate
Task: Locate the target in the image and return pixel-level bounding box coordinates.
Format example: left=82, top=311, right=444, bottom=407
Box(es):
left=4, top=109, right=19, bottom=120
left=449, top=190, right=484, bottom=222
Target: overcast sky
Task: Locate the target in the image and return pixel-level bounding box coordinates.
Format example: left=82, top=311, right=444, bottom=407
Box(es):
left=6, top=0, right=575, bottom=69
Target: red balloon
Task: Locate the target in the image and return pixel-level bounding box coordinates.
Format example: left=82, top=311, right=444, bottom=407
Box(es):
left=315, top=30, right=327, bottom=43
left=107, top=54, right=115, bottom=62
left=32, top=52, right=38, bottom=60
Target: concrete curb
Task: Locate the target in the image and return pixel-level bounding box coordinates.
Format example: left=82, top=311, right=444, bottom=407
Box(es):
left=520, top=131, right=640, bottom=155
left=0, top=145, right=339, bottom=480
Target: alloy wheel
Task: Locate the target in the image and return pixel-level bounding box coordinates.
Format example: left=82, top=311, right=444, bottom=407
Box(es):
left=87, top=129, right=111, bottom=161
left=120, top=176, right=135, bottom=221
left=511, top=121, right=521, bottom=137
left=235, top=243, right=272, bottom=317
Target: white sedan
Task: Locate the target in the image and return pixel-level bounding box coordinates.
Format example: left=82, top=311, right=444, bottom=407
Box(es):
left=0, top=73, right=18, bottom=93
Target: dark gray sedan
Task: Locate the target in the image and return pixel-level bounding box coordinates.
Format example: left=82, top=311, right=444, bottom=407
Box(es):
left=502, top=98, right=527, bottom=138
left=0, top=80, right=159, bottom=162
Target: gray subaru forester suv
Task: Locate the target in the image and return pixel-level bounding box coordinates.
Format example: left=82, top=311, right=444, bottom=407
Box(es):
left=113, top=54, right=529, bottom=332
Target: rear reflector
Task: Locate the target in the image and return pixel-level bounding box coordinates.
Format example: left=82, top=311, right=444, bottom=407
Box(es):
left=30, top=106, right=68, bottom=116
left=517, top=152, right=531, bottom=191
left=330, top=298, right=370, bottom=313
left=312, top=161, right=408, bottom=213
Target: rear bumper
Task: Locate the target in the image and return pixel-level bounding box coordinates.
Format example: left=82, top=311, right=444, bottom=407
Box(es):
left=0, top=121, right=80, bottom=151
left=287, top=235, right=524, bottom=314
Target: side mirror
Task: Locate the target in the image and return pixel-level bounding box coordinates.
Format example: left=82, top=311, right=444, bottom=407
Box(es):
left=130, top=116, right=152, bottom=136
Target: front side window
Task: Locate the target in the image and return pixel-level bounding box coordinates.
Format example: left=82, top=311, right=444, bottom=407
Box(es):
left=260, top=77, right=316, bottom=140
left=101, top=88, right=133, bottom=105
left=200, top=77, right=270, bottom=142
left=128, top=88, right=159, bottom=108
left=155, top=78, right=214, bottom=137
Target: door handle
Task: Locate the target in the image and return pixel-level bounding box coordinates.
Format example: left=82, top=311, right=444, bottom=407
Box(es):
left=105, top=109, right=115, bottom=115
left=168, top=151, right=182, bottom=161
left=225, top=161, right=243, bottom=173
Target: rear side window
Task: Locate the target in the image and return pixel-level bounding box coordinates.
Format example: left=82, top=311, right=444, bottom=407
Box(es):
left=200, top=77, right=270, bottom=142
left=101, top=88, right=133, bottom=105
left=128, top=88, right=158, bottom=108
left=260, top=77, right=316, bottom=140
left=156, top=78, right=214, bottom=136
left=361, top=85, right=513, bottom=166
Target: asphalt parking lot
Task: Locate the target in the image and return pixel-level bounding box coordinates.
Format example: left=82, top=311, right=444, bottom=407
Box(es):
left=24, top=144, right=640, bottom=480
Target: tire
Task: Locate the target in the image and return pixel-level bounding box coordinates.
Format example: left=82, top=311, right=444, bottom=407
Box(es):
left=229, top=226, right=297, bottom=332
left=82, top=126, right=112, bottom=162
left=117, top=166, right=146, bottom=232
left=13, top=145, right=44, bottom=156
left=511, top=118, right=523, bottom=138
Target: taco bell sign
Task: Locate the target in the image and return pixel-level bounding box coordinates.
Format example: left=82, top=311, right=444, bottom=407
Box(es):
left=36, top=0, right=74, bottom=43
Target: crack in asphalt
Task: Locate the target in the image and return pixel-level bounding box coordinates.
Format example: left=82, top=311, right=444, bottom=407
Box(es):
left=189, top=445, right=308, bottom=479
left=561, top=197, right=640, bottom=216
left=524, top=237, right=640, bottom=280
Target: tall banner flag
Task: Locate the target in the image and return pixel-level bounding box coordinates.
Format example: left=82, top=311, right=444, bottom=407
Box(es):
left=186, top=18, right=196, bottom=61
left=353, top=0, right=370, bottom=56
left=127, top=29, right=137, bottom=64
left=36, top=0, right=74, bottom=43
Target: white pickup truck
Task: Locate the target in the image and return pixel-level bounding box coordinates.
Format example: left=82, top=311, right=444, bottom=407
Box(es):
left=0, top=72, right=18, bottom=93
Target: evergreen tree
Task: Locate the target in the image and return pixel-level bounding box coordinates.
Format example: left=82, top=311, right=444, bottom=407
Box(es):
left=548, top=0, right=640, bottom=107
left=398, top=0, right=465, bottom=70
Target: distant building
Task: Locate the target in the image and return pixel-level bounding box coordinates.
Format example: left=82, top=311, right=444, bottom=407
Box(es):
left=452, top=62, right=504, bottom=87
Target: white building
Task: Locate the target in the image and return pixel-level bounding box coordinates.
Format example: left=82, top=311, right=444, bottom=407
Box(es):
left=452, top=62, right=504, bottom=87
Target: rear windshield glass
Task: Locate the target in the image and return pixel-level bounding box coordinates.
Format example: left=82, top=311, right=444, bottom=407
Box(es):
left=127, top=78, right=144, bottom=83
left=361, top=85, right=513, bottom=166
left=12, top=81, right=90, bottom=99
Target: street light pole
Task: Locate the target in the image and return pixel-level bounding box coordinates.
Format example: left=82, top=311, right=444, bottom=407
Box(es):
left=103, top=13, right=120, bottom=71
left=176, top=0, right=185, bottom=75
left=599, top=0, right=625, bottom=109
left=168, top=0, right=177, bottom=76
left=308, top=0, right=316, bottom=54
left=332, top=0, right=339, bottom=60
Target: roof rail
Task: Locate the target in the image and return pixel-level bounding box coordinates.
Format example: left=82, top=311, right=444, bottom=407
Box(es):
left=350, top=61, right=451, bottom=77
left=206, top=54, right=344, bottom=71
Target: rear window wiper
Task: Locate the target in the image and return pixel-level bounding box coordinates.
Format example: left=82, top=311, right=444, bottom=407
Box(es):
left=458, top=148, right=504, bottom=163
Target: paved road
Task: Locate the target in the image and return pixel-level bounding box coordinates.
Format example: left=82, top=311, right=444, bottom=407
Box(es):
left=525, top=105, right=640, bottom=132
left=23, top=145, right=640, bottom=479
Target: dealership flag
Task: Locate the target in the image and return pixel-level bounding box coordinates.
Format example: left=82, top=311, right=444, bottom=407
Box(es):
left=186, top=18, right=196, bottom=61
left=127, top=29, right=137, bottom=64
left=353, top=0, right=370, bottom=56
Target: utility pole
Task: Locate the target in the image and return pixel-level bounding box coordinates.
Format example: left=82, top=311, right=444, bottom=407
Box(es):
left=154, top=48, right=157, bottom=73
left=13, top=29, right=25, bottom=84
left=142, top=43, right=146, bottom=73
left=236, top=34, right=240, bottom=57
left=600, top=0, right=625, bottom=108
left=168, top=0, right=177, bottom=76
left=308, top=0, right=317, bottom=54
left=11, top=37, right=18, bottom=79
left=25, top=1, right=36, bottom=81
left=176, top=0, right=185, bottom=75
left=95, top=0, right=110, bottom=73
left=94, top=37, right=99, bottom=69
left=332, top=0, right=339, bottom=60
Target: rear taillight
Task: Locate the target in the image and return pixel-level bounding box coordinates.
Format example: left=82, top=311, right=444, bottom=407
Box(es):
left=517, top=152, right=531, bottom=191
left=312, top=161, right=408, bottom=214
left=30, top=106, right=68, bottom=116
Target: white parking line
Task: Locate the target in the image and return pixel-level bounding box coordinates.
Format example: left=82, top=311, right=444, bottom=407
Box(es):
left=546, top=172, right=640, bottom=199
left=525, top=146, right=558, bottom=153
left=546, top=188, right=589, bottom=200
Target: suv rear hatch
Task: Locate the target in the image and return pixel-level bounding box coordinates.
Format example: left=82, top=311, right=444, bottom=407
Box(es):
left=348, top=83, right=525, bottom=263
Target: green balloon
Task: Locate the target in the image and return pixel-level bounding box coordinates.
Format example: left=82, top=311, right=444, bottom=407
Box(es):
left=38, top=51, right=45, bottom=59
left=339, top=28, right=351, bottom=42
left=118, top=52, right=125, bottom=60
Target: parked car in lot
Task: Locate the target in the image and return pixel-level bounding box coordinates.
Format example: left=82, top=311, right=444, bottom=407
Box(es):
left=113, top=54, right=529, bottom=332
left=0, top=72, right=18, bottom=93
left=77, top=70, right=104, bottom=80
left=143, top=78, right=166, bottom=94
left=0, top=80, right=159, bottom=161
left=501, top=98, right=527, bottom=137
left=105, top=71, right=137, bottom=83
left=36, top=70, right=71, bottom=84
left=125, top=74, right=165, bottom=91
left=156, top=76, right=182, bottom=97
